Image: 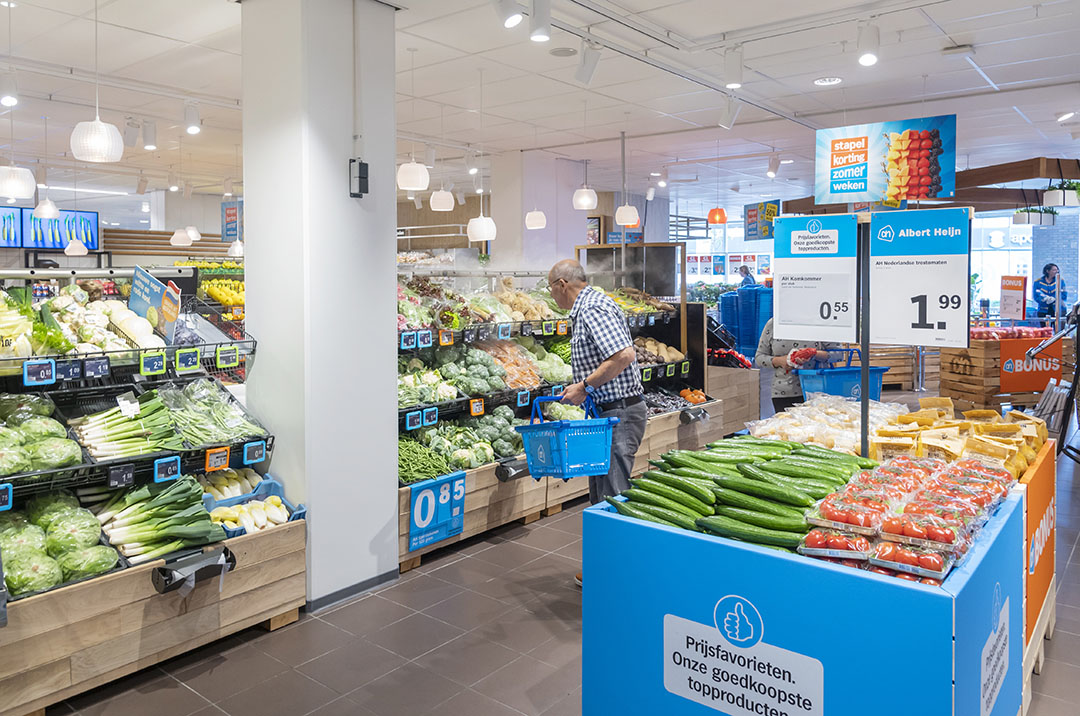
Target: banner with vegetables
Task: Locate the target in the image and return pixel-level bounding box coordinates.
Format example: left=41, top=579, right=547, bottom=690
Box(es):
left=127, top=267, right=181, bottom=343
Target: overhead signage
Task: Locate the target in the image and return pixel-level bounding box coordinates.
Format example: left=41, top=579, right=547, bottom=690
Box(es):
left=23, top=209, right=100, bottom=251
left=815, top=114, right=956, bottom=205
left=408, top=470, right=466, bottom=551
left=772, top=214, right=858, bottom=343
left=999, top=276, right=1027, bottom=320
left=221, top=199, right=244, bottom=243
left=869, top=208, right=970, bottom=348
left=849, top=199, right=907, bottom=213
left=128, top=266, right=181, bottom=343
left=744, top=200, right=780, bottom=240
left=999, top=338, right=1061, bottom=393
left=607, top=231, right=643, bottom=244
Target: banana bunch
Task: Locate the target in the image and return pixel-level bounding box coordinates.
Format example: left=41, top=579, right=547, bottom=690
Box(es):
left=197, top=468, right=262, bottom=500
left=210, top=496, right=290, bottom=532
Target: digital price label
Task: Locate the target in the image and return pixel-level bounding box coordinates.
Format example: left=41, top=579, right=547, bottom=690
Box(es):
left=648, top=314, right=656, bottom=326
left=55, top=359, right=82, bottom=381
left=869, top=208, right=971, bottom=348
left=176, top=347, right=201, bottom=373
left=205, top=446, right=231, bottom=472
left=497, top=323, right=511, bottom=339
left=637, top=315, right=647, bottom=328
left=663, top=312, right=671, bottom=324
left=542, top=321, right=555, bottom=336
left=108, top=464, right=135, bottom=489
left=399, top=331, right=418, bottom=350
left=404, top=410, right=422, bottom=430
left=517, top=390, right=531, bottom=407
left=242, top=440, right=267, bottom=465
left=463, top=327, right=477, bottom=343
left=477, top=325, right=491, bottom=341
left=438, top=329, right=454, bottom=346
left=551, top=384, right=564, bottom=396
left=681, top=360, right=690, bottom=375
left=153, top=455, right=181, bottom=483
left=470, top=398, right=484, bottom=416
left=84, top=356, right=110, bottom=379
left=666, top=363, right=676, bottom=377
left=0, top=483, right=11, bottom=512
left=520, top=322, right=533, bottom=337
left=556, top=320, right=568, bottom=335
left=140, top=351, right=166, bottom=376
left=417, top=330, right=433, bottom=348
left=216, top=345, right=241, bottom=369
left=408, top=470, right=466, bottom=551
left=642, top=367, right=653, bottom=382
left=422, top=406, right=438, bottom=426
left=23, top=359, right=56, bottom=386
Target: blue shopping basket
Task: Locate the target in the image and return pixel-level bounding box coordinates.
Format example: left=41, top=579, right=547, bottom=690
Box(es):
left=515, top=395, right=619, bottom=480
left=795, top=348, right=889, bottom=401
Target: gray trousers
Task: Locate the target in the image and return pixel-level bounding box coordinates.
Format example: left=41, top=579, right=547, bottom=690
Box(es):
left=589, top=400, right=648, bottom=504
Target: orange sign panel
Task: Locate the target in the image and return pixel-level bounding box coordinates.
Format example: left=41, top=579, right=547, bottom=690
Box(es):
left=1000, top=275, right=1027, bottom=320
left=999, top=338, right=1061, bottom=393
left=1021, top=440, right=1056, bottom=644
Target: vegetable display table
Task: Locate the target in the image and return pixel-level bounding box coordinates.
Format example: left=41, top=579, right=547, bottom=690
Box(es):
left=583, top=493, right=1023, bottom=716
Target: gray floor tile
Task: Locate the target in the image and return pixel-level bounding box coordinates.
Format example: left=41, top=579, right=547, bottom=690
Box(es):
left=348, top=663, right=464, bottom=716
left=469, top=572, right=547, bottom=608
left=540, top=686, right=582, bottom=716
left=416, top=630, right=522, bottom=687
left=1031, top=657, right=1080, bottom=704
left=252, top=618, right=355, bottom=667
left=427, top=555, right=508, bottom=587
left=320, top=595, right=415, bottom=638
left=511, top=526, right=582, bottom=553
left=376, top=573, right=464, bottom=611
left=528, top=628, right=583, bottom=669
left=296, top=638, right=406, bottom=695
left=1056, top=602, right=1080, bottom=635
left=1029, top=692, right=1080, bottom=716
left=422, top=589, right=514, bottom=631
left=473, top=608, right=565, bottom=654
left=546, top=514, right=583, bottom=538
left=74, top=673, right=211, bottom=716
left=217, top=670, right=337, bottom=716
left=472, top=540, right=549, bottom=570
left=553, top=539, right=583, bottom=562
left=473, top=654, right=579, bottom=716
left=427, top=688, right=527, bottom=716
left=65, top=668, right=170, bottom=713
left=366, top=612, right=465, bottom=659
left=1045, top=629, right=1080, bottom=667
left=173, top=645, right=290, bottom=703
left=303, top=697, right=377, bottom=716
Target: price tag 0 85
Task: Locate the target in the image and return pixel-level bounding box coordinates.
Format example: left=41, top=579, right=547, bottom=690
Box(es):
left=242, top=440, right=267, bottom=465
left=153, top=455, right=181, bottom=483
left=470, top=398, right=485, bottom=417
left=215, top=345, right=240, bottom=369
left=23, top=358, right=56, bottom=386
left=517, top=390, right=530, bottom=407
left=140, top=351, right=166, bottom=376
left=205, top=446, right=231, bottom=472
left=108, top=464, right=135, bottom=489
left=176, top=347, right=201, bottom=373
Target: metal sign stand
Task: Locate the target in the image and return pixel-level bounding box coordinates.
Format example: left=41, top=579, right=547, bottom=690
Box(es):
left=858, top=220, right=871, bottom=458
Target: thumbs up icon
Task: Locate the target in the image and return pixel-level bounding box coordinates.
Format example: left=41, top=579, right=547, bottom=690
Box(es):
left=724, top=602, right=753, bottom=643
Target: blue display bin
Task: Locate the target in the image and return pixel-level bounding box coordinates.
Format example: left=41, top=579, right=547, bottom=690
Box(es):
left=582, top=492, right=1023, bottom=716
left=796, top=348, right=889, bottom=401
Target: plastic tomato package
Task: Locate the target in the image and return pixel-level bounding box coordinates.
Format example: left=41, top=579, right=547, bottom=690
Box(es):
left=807, top=493, right=886, bottom=534
left=879, top=513, right=973, bottom=556
left=887, top=455, right=947, bottom=477
left=951, top=459, right=1016, bottom=486
left=927, top=473, right=1007, bottom=508
left=811, top=555, right=864, bottom=570
left=853, top=467, right=924, bottom=495
left=870, top=540, right=953, bottom=580
left=798, top=528, right=873, bottom=560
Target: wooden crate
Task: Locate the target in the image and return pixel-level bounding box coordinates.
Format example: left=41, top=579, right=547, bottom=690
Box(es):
left=0, top=521, right=307, bottom=716
left=399, top=462, right=547, bottom=570
left=706, top=367, right=760, bottom=434
left=939, top=339, right=1073, bottom=410
left=845, top=344, right=916, bottom=390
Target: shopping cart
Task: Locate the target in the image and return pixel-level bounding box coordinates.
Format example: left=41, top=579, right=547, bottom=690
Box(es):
left=795, top=348, right=889, bottom=401
left=516, top=396, right=619, bottom=480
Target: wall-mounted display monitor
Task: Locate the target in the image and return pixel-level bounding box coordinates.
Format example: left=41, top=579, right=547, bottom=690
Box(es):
left=20, top=209, right=100, bottom=250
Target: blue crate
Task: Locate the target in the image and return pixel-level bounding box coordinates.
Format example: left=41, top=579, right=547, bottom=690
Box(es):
left=515, top=396, right=618, bottom=480
left=795, top=349, right=889, bottom=401
left=202, top=475, right=307, bottom=537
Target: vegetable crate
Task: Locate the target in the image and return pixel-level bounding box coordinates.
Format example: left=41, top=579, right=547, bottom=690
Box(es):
left=516, top=397, right=618, bottom=480
left=939, top=339, right=1073, bottom=411
left=201, top=476, right=307, bottom=538
left=796, top=349, right=888, bottom=401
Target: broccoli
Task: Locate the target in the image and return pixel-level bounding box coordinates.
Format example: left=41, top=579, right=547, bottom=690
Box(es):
left=486, top=377, right=506, bottom=392
left=492, top=405, right=515, bottom=421
left=492, top=438, right=516, bottom=457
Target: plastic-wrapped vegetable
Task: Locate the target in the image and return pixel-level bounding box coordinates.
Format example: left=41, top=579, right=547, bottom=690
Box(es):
left=0, top=425, right=25, bottom=447
left=0, top=393, right=55, bottom=420
left=27, top=490, right=80, bottom=526
left=0, top=510, right=28, bottom=536
left=55, top=544, right=120, bottom=581
left=0, top=523, right=47, bottom=556
left=18, top=416, right=68, bottom=442
left=26, top=438, right=82, bottom=471
left=0, top=445, right=31, bottom=476
left=60, top=284, right=89, bottom=304
left=4, top=550, right=62, bottom=595
left=45, top=508, right=102, bottom=557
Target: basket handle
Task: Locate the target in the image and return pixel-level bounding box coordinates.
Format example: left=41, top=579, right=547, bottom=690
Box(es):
left=530, top=394, right=601, bottom=423
left=830, top=348, right=860, bottom=368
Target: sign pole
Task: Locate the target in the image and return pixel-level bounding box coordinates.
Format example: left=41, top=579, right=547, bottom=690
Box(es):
left=859, top=219, right=871, bottom=458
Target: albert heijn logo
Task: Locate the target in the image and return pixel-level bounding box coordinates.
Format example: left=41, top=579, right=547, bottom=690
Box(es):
left=1003, top=355, right=1061, bottom=374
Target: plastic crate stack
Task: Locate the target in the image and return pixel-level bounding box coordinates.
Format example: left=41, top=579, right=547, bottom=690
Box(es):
left=735, top=286, right=773, bottom=359
left=719, top=291, right=739, bottom=350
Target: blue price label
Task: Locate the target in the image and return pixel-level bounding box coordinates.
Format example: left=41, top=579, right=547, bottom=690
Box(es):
left=0, top=483, right=11, bottom=512
left=216, top=345, right=240, bottom=369
left=648, top=314, right=656, bottom=326
left=140, top=351, right=166, bottom=376
left=153, top=456, right=181, bottom=483
left=405, top=410, right=422, bottom=430
left=84, top=356, right=110, bottom=379
left=642, top=367, right=652, bottom=382
left=551, top=384, right=564, bottom=396
left=23, top=359, right=56, bottom=386
left=399, top=331, right=417, bottom=350
left=55, top=359, right=82, bottom=381
left=176, top=347, right=201, bottom=373
left=517, top=390, right=530, bottom=407
left=108, top=464, right=135, bottom=489
left=242, top=440, right=267, bottom=465
left=422, top=406, right=438, bottom=426
left=408, top=470, right=466, bottom=551
left=417, top=330, right=433, bottom=348
left=497, top=323, right=511, bottom=339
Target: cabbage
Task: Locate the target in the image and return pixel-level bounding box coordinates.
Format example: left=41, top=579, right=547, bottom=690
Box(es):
left=0, top=446, right=31, bottom=476
left=0, top=393, right=55, bottom=420
left=0, top=510, right=28, bottom=535
left=26, top=438, right=82, bottom=471
left=27, top=490, right=79, bottom=526
left=0, top=425, right=25, bottom=448
left=45, top=509, right=101, bottom=557
left=0, top=523, right=46, bottom=555
left=4, top=550, right=62, bottom=595
left=48, top=294, right=76, bottom=312
left=56, top=545, right=119, bottom=581
left=18, top=417, right=67, bottom=442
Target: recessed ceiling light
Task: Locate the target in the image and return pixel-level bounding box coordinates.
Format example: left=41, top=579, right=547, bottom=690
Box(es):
left=550, top=47, right=577, bottom=57
left=814, top=76, right=843, bottom=86
left=650, top=171, right=661, bottom=177
left=0, top=3, right=17, bottom=7
left=1056, top=110, right=1076, bottom=123
left=780, top=159, right=794, bottom=165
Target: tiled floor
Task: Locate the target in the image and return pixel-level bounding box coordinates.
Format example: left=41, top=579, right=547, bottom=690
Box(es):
left=49, top=448, right=1080, bottom=716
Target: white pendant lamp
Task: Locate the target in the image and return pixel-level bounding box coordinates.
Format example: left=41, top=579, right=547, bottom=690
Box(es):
left=70, top=0, right=123, bottom=163
left=857, top=22, right=880, bottom=67
left=170, top=228, right=192, bottom=247
left=574, top=159, right=598, bottom=210
left=227, top=239, right=244, bottom=257
left=34, top=117, right=59, bottom=217
left=430, top=188, right=454, bottom=211
left=64, top=237, right=88, bottom=256
left=525, top=210, right=547, bottom=230
left=185, top=226, right=201, bottom=242
left=397, top=48, right=430, bottom=192
left=0, top=111, right=33, bottom=200
left=615, top=203, right=639, bottom=226
left=468, top=215, right=497, bottom=242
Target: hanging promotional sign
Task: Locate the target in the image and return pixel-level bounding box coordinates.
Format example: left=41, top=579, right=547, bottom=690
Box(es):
left=869, top=207, right=970, bottom=348
left=998, top=338, right=1061, bottom=393
left=999, top=276, right=1027, bottom=320
left=128, top=266, right=182, bottom=343
left=815, top=114, right=956, bottom=205
left=712, top=255, right=726, bottom=276
left=221, top=199, right=244, bottom=243
left=772, top=214, right=858, bottom=342
left=744, top=200, right=780, bottom=240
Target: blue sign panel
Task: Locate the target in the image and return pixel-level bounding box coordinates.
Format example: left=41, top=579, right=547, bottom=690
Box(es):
left=221, top=200, right=243, bottom=242
left=408, top=470, right=466, bottom=552
left=0, top=206, right=19, bottom=247
left=744, top=200, right=780, bottom=240
left=22, top=209, right=99, bottom=250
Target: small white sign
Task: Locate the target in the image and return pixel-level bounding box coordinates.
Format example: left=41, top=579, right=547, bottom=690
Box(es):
left=791, top=230, right=839, bottom=254
left=868, top=254, right=969, bottom=347
left=980, top=596, right=1009, bottom=716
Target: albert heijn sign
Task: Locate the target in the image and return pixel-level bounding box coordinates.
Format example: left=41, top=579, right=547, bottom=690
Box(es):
left=999, top=338, right=1061, bottom=393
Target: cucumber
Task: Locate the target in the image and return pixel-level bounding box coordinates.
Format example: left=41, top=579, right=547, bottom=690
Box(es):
left=605, top=497, right=679, bottom=527
left=711, top=486, right=807, bottom=519
left=713, top=506, right=808, bottom=532
left=709, top=474, right=814, bottom=507
left=706, top=442, right=789, bottom=455
left=642, top=470, right=716, bottom=505
left=718, top=437, right=799, bottom=450
left=622, top=488, right=701, bottom=519
left=781, top=456, right=857, bottom=477
left=794, top=446, right=861, bottom=464
left=667, top=450, right=762, bottom=466
left=855, top=457, right=878, bottom=469
left=672, top=466, right=740, bottom=483
left=692, top=450, right=771, bottom=463
left=737, top=464, right=833, bottom=500
left=631, top=503, right=704, bottom=531
left=631, top=478, right=713, bottom=516
left=760, top=461, right=846, bottom=486
left=695, top=515, right=804, bottom=548
left=773, top=459, right=851, bottom=483
left=679, top=454, right=757, bottom=476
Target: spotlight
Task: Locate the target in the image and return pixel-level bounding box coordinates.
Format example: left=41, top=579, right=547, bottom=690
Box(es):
left=424, top=144, right=436, bottom=168
left=646, top=187, right=655, bottom=201
left=717, top=96, right=740, bottom=130
left=142, top=119, right=157, bottom=150
left=223, top=178, right=234, bottom=197
left=465, top=150, right=478, bottom=175
left=122, top=119, right=139, bottom=148
left=184, top=104, right=201, bottom=135
left=491, top=0, right=523, bottom=28
left=1056, top=110, right=1076, bottom=123
left=135, top=175, right=148, bottom=194
left=530, top=0, right=550, bottom=42
left=766, top=154, right=780, bottom=178
left=858, top=22, right=880, bottom=66
left=724, top=46, right=743, bottom=90
left=0, top=71, right=17, bottom=107
left=657, top=169, right=668, bottom=188
left=141, top=201, right=150, bottom=213
left=574, top=39, right=602, bottom=86
left=167, top=173, right=179, bottom=192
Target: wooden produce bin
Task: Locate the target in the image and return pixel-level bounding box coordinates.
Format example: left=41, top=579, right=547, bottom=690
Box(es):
left=399, top=462, right=546, bottom=571
left=0, top=521, right=307, bottom=716
left=844, top=344, right=916, bottom=391
left=939, top=338, right=1073, bottom=410
left=706, top=366, right=760, bottom=435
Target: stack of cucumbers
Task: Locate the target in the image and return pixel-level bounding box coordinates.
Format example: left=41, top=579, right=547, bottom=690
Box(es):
left=605, top=436, right=878, bottom=551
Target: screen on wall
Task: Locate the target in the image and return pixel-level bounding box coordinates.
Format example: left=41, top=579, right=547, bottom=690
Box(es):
left=21, top=209, right=99, bottom=251
left=0, top=206, right=20, bottom=248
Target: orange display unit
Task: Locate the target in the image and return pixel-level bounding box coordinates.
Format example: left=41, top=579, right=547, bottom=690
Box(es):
left=1020, top=439, right=1057, bottom=715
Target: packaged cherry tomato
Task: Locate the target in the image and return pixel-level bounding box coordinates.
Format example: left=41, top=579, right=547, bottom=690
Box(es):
left=887, top=455, right=946, bottom=477
left=798, top=527, right=873, bottom=560
left=853, top=467, right=923, bottom=495
left=806, top=495, right=882, bottom=534
left=870, top=540, right=953, bottom=580
left=878, top=513, right=972, bottom=556
left=951, top=458, right=1015, bottom=486
left=808, top=555, right=863, bottom=569
left=921, top=477, right=1002, bottom=509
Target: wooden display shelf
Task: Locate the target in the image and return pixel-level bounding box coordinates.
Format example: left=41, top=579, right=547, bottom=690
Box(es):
left=706, top=367, right=759, bottom=434
left=0, top=521, right=307, bottom=716
left=939, top=339, right=1073, bottom=410
left=844, top=344, right=918, bottom=390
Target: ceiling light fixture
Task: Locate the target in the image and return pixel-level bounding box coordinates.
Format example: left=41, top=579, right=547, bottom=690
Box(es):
left=223, top=178, right=234, bottom=197
left=65, top=233, right=88, bottom=256
left=184, top=104, right=201, bottom=135
left=657, top=168, right=668, bottom=188
left=183, top=181, right=193, bottom=199
left=573, top=159, right=598, bottom=210
left=468, top=69, right=497, bottom=242
left=455, top=190, right=465, bottom=205
left=397, top=49, right=430, bottom=191
left=529, top=0, right=550, bottom=42
left=857, top=21, right=880, bottom=67
left=430, top=188, right=454, bottom=211
left=550, top=46, right=577, bottom=57
left=766, top=154, right=780, bottom=178
left=814, top=76, right=843, bottom=86
left=141, top=119, right=156, bottom=150
left=141, top=201, right=150, bottom=213
left=1056, top=110, right=1075, bottom=123
left=227, top=239, right=244, bottom=257
left=525, top=209, right=546, bottom=230
left=717, top=95, right=740, bottom=130
left=135, top=174, right=148, bottom=194
left=707, top=138, right=726, bottom=226
left=646, top=187, right=655, bottom=201
left=33, top=117, right=58, bottom=218
left=412, top=194, right=423, bottom=209
left=424, top=144, right=436, bottom=169
left=650, top=171, right=661, bottom=177
left=0, top=72, right=16, bottom=108
left=167, top=173, right=179, bottom=192
left=169, top=228, right=191, bottom=247
left=69, top=0, right=123, bottom=162
left=491, top=0, right=523, bottom=28
left=780, top=159, right=794, bottom=165
left=186, top=225, right=201, bottom=242
left=122, top=118, right=139, bottom=147
left=723, top=45, right=743, bottom=89
left=574, top=39, right=602, bottom=86
left=0, top=110, right=33, bottom=200
left=465, top=149, right=478, bottom=175
left=614, top=129, right=638, bottom=227
left=42, top=185, right=128, bottom=196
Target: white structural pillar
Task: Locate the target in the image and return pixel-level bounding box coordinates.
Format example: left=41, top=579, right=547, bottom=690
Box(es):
left=242, top=0, right=398, bottom=605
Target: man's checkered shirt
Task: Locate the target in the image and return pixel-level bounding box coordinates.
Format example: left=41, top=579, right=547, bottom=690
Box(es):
left=569, top=287, right=642, bottom=404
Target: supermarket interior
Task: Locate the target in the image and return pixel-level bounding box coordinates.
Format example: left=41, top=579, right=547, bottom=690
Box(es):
left=0, top=1, right=1078, bottom=715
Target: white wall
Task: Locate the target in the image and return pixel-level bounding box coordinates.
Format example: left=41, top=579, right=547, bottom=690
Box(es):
left=163, top=192, right=224, bottom=235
